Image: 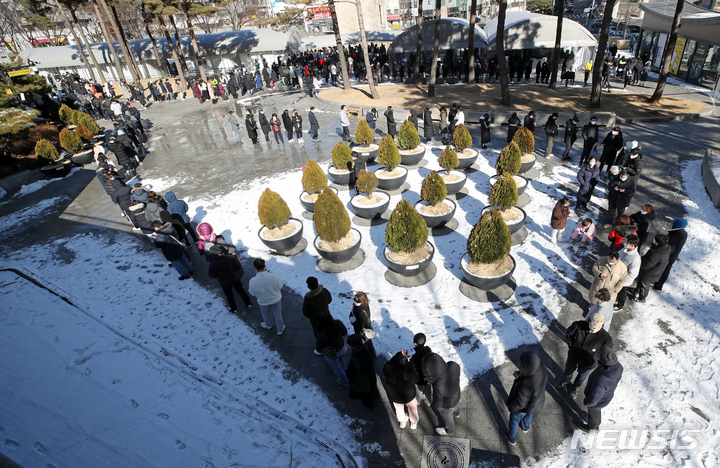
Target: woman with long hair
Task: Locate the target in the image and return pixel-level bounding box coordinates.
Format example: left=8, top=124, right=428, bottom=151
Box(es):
left=383, top=351, right=419, bottom=429
left=349, top=292, right=375, bottom=358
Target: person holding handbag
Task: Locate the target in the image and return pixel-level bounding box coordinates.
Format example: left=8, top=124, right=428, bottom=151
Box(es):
left=349, top=292, right=375, bottom=358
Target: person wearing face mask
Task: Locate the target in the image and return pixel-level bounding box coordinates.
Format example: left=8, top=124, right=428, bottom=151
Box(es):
left=523, top=111, right=536, bottom=133
left=555, top=313, right=613, bottom=399
left=629, top=204, right=656, bottom=248
left=579, top=117, right=599, bottom=167
left=544, top=113, right=559, bottom=158
left=614, top=235, right=641, bottom=311
left=588, top=251, right=627, bottom=304
left=585, top=288, right=614, bottom=332
left=598, top=126, right=624, bottom=176
left=606, top=169, right=636, bottom=228
left=480, top=113, right=493, bottom=149
left=562, top=115, right=580, bottom=162
left=621, top=145, right=644, bottom=184
left=576, top=157, right=600, bottom=212
left=550, top=197, right=574, bottom=245
left=628, top=234, right=671, bottom=303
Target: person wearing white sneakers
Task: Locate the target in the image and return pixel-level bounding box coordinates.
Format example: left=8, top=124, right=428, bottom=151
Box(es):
left=248, top=258, right=286, bottom=335
left=292, top=109, right=304, bottom=143
left=384, top=350, right=420, bottom=430
left=423, top=353, right=461, bottom=436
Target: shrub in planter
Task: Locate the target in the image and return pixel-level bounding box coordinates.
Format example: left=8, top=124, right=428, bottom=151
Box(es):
left=258, top=188, right=291, bottom=229
left=315, top=187, right=351, bottom=242
left=70, top=110, right=84, bottom=125
left=377, top=135, right=401, bottom=171
left=385, top=199, right=428, bottom=252
left=78, top=114, right=101, bottom=134
left=495, top=142, right=521, bottom=176
left=355, top=119, right=374, bottom=147
left=452, top=124, right=472, bottom=151
left=75, top=123, right=94, bottom=142
left=302, top=159, right=328, bottom=194
left=59, top=104, right=74, bottom=124
left=59, top=128, right=83, bottom=153
left=331, top=142, right=353, bottom=171
left=420, top=171, right=447, bottom=205
left=35, top=139, right=60, bottom=162
left=512, top=127, right=535, bottom=154
left=439, top=146, right=459, bottom=172
left=488, top=173, right=519, bottom=210
left=398, top=120, right=420, bottom=150
left=467, top=209, right=511, bottom=264
left=356, top=169, right=378, bottom=196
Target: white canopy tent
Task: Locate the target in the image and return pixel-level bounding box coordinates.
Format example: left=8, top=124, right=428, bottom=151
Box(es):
left=485, top=12, right=598, bottom=49
left=389, top=18, right=490, bottom=54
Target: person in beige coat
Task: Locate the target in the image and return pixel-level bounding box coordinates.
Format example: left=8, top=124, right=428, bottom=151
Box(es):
left=588, top=252, right=627, bottom=304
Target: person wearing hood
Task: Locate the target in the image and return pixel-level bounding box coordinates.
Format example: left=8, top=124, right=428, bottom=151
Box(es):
left=130, top=183, right=148, bottom=204
left=292, top=109, right=304, bottom=143
left=227, top=110, right=241, bottom=143
left=598, top=126, right=624, bottom=175
left=384, top=106, right=397, bottom=139
left=127, top=201, right=153, bottom=234
left=282, top=109, right=294, bottom=143
left=523, top=111, right=535, bottom=133
left=208, top=245, right=252, bottom=313
left=629, top=204, right=656, bottom=248
left=423, top=106, right=434, bottom=144
left=383, top=350, right=420, bottom=429
left=579, top=116, right=599, bottom=167
left=614, top=235, right=641, bottom=311
left=308, top=107, right=320, bottom=142
left=543, top=113, right=559, bottom=158
left=196, top=222, right=217, bottom=260
left=245, top=110, right=259, bottom=144
left=410, top=333, right=433, bottom=406
left=258, top=109, right=271, bottom=142
left=556, top=313, right=613, bottom=399
left=480, top=113, right=492, bottom=149
left=507, top=112, right=521, bottom=144
left=575, top=157, right=600, bottom=211
left=654, top=219, right=687, bottom=292
left=422, top=353, right=461, bottom=436
left=164, top=191, right=198, bottom=243
left=577, top=347, right=623, bottom=431
left=408, top=110, right=419, bottom=132
left=144, top=195, right=167, bottom=226
left=562, top=115, right=580, bottom=162
left=629, top=233, right=671, bottom=303
left=302, top=276, right=333, bottom=346
left=151, top=220, right=193, bottom=280
left=503, top=351, right=548, bottom=445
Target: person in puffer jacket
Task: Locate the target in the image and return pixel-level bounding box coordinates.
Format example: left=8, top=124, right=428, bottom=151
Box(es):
left=164, top=191, right=198, bottom=242
left=196, top=222, right=217, bottom=261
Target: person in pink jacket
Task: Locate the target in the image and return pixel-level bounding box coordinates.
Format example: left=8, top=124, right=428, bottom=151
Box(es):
left=571, top=218, right=596, bottom=244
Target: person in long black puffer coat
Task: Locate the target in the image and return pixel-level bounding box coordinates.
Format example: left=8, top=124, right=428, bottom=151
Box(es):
left=654, top=218, right=687, bottom=292
left=523, top=111, right=535, bottom=133
left=507, top=112, right=521, bottom=143
left=349, top=291, right=375, bottom=358
left=503, top=351, right=548, bottom=445
left=346, top=334, right=379, bottom=408
left=629, top=233, right=671, bottom=303
left=598, top=127, right=624, bottom=175
left=629, top=204, right=656, bottom=247
left=383, top=351, right=420, bottom=429
left=480, top=113, right=492, bottom=149
left=423, top=106, right=434, bottom=144
left=282, top=110, right=294, bottom=143
left=302, top=276, right=333, bottom=348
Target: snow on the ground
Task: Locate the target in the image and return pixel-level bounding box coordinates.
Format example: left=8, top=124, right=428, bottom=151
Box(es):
left=10, top=167, right=83, bottom=198
left=0, top=269, right=345, bottom=468
left=0, top=195, right=68, bottom=230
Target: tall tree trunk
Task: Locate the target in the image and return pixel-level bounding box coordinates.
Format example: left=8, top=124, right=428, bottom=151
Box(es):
left=648, top=0, right=684, bottom=103
left=93, top=0, right=125, bottom=81
left=157, top=14, right=187, bottom=92
left=589, top=0, right=615, bottom=108
left=68, top=7, right=106, bottom=82
left=428, top=0, right=441, bottom=97
left=98, top=0, right=140, bottom=82
left=328, top=0, right=350, bottom=90
left=141, top=2, right=165, bottom=78
left=53, top=1, right=96, bottom=81
left=112, top=4, right=143, bottom=79
left=180, top=2, right=206, bottom=82
left=467, top=0, right=477, bottom=83
left=548, top=0, right=565, bottom=89
left=496, top=0, right=510, bottom=105
left=356, top=1, right=379, bottom=98
left=411, top=0, right=423, bottom=84
left=169, top=15, right=190, bottom=76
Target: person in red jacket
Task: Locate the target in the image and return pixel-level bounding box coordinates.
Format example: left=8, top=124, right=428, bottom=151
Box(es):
left=607, top=215, right=637, bottom=252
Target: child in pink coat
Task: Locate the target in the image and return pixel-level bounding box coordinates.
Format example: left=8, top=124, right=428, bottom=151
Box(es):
left=571, top=218, right=596, bottom=244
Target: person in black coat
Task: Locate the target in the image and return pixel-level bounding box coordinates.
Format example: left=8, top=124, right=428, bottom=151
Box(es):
left=208, top=246, right=251, bottom=312
left=654, top=218, right=687, bottom=291
left=448, top=104, right=458, bottom=135
left=346, top=334, right=379, bottom=408
left=620, top=146, right=644, bottom=184
left=302, top=276, right=332, bottom=342
left=152, top=221, right=193, bottom=280
left=308, top=107, right=321, bottom=142
left=423, top=106, right=434, bottom=143
left=629, top=204, right=656, bottom=247
left=606, top=169, right=636, bottom=226
left=480, top=113, right=492, bottom=149
left=556, top=313, right=613, bottom=399
left=366, top=108, right=377, bottom=131
left=423, top=353, right=461, bottom=436
left=575, top=157, right=600, bottom=211
left=258, top=109, right=271, bottom=142
left=245, top=110, right=258, bottom=144
left=579, top=116, right=599, bottom=166
left=109, top=177, right=132, bottom=213
left=577, top=347, right=623, bottom=431
left=384, top=106, right=397, bottom=137
left=523, top=111, right=536, bottom=133
left=544, top=113, right=559, bottom=158
left=507, top=112, right=521, bottom=144
left=562, top=115, right=580, bottom=161
left=383, top=351, right=420, bottom=428
left=349, top=291, right=375, bottom=358
left=316, top=316, right=349, bottom=385
left=629, top=233, right=671, bottom=302
left=410, top=333, right=433, bottom=406
left=108, top=137, right=136, bottom=175
left=504, top=352, right=548, bottom=445
left=281, top=110, right=293, bottom=142
left=408, top=110, right=419, bottom=132
left=598, top=127, right=624, bottom=175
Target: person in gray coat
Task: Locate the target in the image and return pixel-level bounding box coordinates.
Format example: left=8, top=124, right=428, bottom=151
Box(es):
left=308, top=107, right=321, bottom=142
left=423, top=106, right=434, bottom=143
left=227, top=110, right=240, bottom=143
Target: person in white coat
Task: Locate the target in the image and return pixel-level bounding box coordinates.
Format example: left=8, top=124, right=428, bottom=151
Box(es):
left=248, top=258, right=286, bottom=335
left=454, top=106, right=465, bottom=128
left=615, top=235, right=641, bottom=311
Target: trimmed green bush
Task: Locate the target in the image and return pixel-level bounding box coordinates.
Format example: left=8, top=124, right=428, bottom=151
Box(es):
left=452, top=124, right=472, bottom=151
left=439, top=146, right=459, bottom=172
left=302, top=159, right=328, bottom=194
left=315, top=187, right=351, bottom=242
left=59, top=128, right=83, bottom=153
left=75, top=123, right=93, bottom=141
left=258, top=188, right=291, bottom=229
left=331, top=142, right=353, bottom=171
left=420, top=171, right=447, bottom=206
left=495, top=142, right=521, bottom=176
left=78, top=114, right=100, bottom=134
left=377, top=135, right=401, bottom=171
left=59, top=104, right=74, bottom=124
left=355, top=119, right=374, bottom=147
left=385, top=199, right=428, bottom=253
left=398, top=120, right=420, bottom=150
left=356, top=169, right=378, bottom=196
left=35, top=139, right=60, bottom=162
left=488, top=173, right=518, bottom=210
left=467, top=209, right=511, bottom=264
left=512, top=126, right=535, bottom=154
left=70, top=110, right=83, bottom=125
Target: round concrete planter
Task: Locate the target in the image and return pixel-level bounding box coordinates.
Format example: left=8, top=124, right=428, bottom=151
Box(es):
left=482, top=206, right=527, bottom=234
left=489, top=174, right=529, bottom=197
left=350, top=191, right=390, bottom=219
left=40, top=159, right=73, bottom=178
left=400, top=146, right=426, bottom=166
left=518, top=154, right=537, bottom=175
left=415, top=199, right=457, bottom=228
left=314, top=228, right=362, bottom=264
left=352, top=144, right=379, bottom=162
left=384, top=241, right=435, bottom=277
left=455, top=148, right=479, bottom=170
left=258, top=218, right=304, bottom=253
left=327, top=164, right=353, bottom=185
left=299, top=186, right=337, bottom=213
left=374, top=166, right=408, bottom=191
left=71, top=148, right=94, bottom=165
left=441, top=170, right=468, bottom=195
left=461, top=254, right=516, bottom=290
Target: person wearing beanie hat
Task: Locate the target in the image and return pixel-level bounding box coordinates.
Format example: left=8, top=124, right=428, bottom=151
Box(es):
left=208, top=246, right=252, bottom=313
left=302, top=276, right=333, bottom=355
left=577, top=347, right=623, bottom=432
left=555, top=314, right=613, bottom=399
left=653, top=218, right=688, bottom=292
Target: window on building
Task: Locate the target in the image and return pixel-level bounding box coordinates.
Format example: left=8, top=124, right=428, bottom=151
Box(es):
left=678, top=39, right=696, bottom=79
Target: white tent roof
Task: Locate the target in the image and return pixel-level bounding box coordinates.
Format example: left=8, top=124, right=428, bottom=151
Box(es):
left=389, top=18, right=489, bottom=54
left=301, top=31, right=402, bottom=49
left=485, top=12, right=597, bottom=49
